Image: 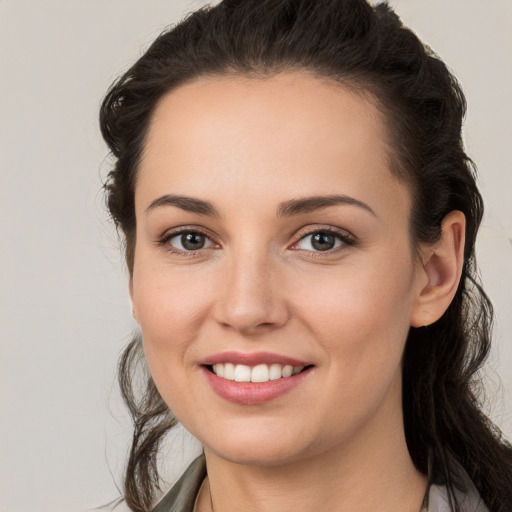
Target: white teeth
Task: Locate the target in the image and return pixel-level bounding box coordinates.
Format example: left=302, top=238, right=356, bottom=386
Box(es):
left=213, top=363, right=224, bottom=378
left=292, top=366, right=304, bottom=375
left=211, top=362, right=306, bottom=382
left=250, top=364, right=270, bottom=383
left=281, top=365, right=293, bottom=378
left=269, top=363, right=282, bottom=380
left=234, top=364, right=251, bottom=382
left=224, top=362, right=235, bottom=380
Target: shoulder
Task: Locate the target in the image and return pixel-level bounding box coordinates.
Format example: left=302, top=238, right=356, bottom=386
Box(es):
left=428, top=484, right=488, bottom=512
left=88, top=455, right=206, bottom=512
left=427, top=458, right=488, bottom=512
left=151, top=455, right=207, bottom=512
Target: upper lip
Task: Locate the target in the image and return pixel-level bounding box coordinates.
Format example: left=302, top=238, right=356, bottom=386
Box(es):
left=201, top=351, right=312, bottom=367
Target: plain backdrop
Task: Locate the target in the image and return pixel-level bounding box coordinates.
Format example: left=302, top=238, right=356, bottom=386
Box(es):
left=0, top=1, right=510, bottom=511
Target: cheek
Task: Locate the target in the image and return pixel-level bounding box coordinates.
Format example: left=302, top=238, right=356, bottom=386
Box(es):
left=131, top=268, right=216, bottom=421
left=293, top=250, right=416, bottom=368
left=131, top=262, right=214, bottom=378
left=292, top=256, right=415, bottom=432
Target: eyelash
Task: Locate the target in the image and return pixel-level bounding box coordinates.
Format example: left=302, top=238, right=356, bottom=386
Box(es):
left=158, top=227, right=218, bottom=258
left=158, top=225, right=356, bottom=258
left=291, top=226, right=356, bottom=256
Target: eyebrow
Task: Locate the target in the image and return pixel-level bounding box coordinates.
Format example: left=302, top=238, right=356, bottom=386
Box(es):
left=145, top=193, right=376, bottom=218
left=146, top=194, right=220, bottom=217
left=277, top=195, right=376, bottom=218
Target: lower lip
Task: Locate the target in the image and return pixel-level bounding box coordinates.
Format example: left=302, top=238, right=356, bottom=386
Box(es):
left=202, top=366, right=312, bottom=405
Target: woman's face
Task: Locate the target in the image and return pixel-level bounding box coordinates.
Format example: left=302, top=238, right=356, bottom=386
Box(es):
left=131, top=72, right=427, bottom=466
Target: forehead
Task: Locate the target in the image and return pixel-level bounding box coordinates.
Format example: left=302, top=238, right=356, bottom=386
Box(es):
left=137, top=72, right=410, bottom=222
left=144, top=72, right=387, bottom=165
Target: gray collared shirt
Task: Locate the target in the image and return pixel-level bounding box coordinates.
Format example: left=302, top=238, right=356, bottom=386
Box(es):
left=149, top=455, right=488, bottom=512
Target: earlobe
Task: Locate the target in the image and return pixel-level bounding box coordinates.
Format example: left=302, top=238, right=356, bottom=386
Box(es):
left=410, top=210, right=466, bottom=327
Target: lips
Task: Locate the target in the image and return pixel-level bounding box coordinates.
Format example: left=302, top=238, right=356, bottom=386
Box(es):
left=201, top=351, right=310, bottom=368
left=201, top=351, right=313, bottom=405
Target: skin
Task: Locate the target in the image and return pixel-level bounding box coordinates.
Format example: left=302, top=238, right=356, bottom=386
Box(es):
left=130, top=72, right=465, bottom=512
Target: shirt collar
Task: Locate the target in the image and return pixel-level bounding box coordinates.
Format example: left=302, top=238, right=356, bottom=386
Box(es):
left=151, top=454, right=488, bottom=512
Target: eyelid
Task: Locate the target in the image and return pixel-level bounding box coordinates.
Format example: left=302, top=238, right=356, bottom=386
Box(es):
left=158, top=225, right=220, bottom=256
left=289, top=225, right=356, bottom=252
left=157, top=224, right=355, bottom=257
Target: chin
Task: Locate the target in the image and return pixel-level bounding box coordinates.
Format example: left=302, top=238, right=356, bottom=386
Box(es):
left=208, top=442, right=306, bottom=467
left=198, top=421, right=318, bottom=467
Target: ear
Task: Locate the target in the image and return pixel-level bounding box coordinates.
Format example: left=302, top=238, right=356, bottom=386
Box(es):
left=410, top=210, right=466, bottom=327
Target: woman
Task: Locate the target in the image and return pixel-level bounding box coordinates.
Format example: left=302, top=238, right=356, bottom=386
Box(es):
left=99, top=0, right=512, bottom=511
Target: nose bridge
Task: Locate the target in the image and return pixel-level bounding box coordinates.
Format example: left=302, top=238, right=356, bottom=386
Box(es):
left=215, top=241, right=287, bottom=333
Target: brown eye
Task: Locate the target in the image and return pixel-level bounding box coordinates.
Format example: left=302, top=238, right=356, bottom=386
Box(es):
left=167, top=231, right=212, bottom=251
left=294, top=229, right=354, bottom=253
left=311, top=232, right=336, bottom=251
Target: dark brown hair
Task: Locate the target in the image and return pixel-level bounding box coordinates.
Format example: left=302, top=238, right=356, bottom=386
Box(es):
left=100, top=1, right=512, bottom=510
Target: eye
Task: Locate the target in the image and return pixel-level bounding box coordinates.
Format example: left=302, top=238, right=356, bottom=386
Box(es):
left=163, top=230, right=215, bottom=252
left=292, top=228, right=354, bottom=252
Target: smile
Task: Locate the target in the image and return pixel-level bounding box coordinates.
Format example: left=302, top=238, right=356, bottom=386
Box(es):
left=211, top=363, right=305, bottom=382
left=201, top=352, right=314, bottom=405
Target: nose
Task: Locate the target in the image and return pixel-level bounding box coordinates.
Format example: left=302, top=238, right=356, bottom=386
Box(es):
left=213, top=249, right=289, bottom=335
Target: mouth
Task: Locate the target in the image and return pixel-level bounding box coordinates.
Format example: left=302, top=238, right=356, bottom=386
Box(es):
left=200, top=353, right=314, bottom=405
left=206, top=362, right=311, bottom=383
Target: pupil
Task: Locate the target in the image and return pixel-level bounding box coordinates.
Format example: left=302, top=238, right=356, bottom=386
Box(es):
left=181, top=233, right=205, bottom=250
left=312, top=232, right=335, bottom=251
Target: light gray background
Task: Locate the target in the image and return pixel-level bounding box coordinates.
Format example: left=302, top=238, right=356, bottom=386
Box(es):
left=0, top=1, right=510, bottom=511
